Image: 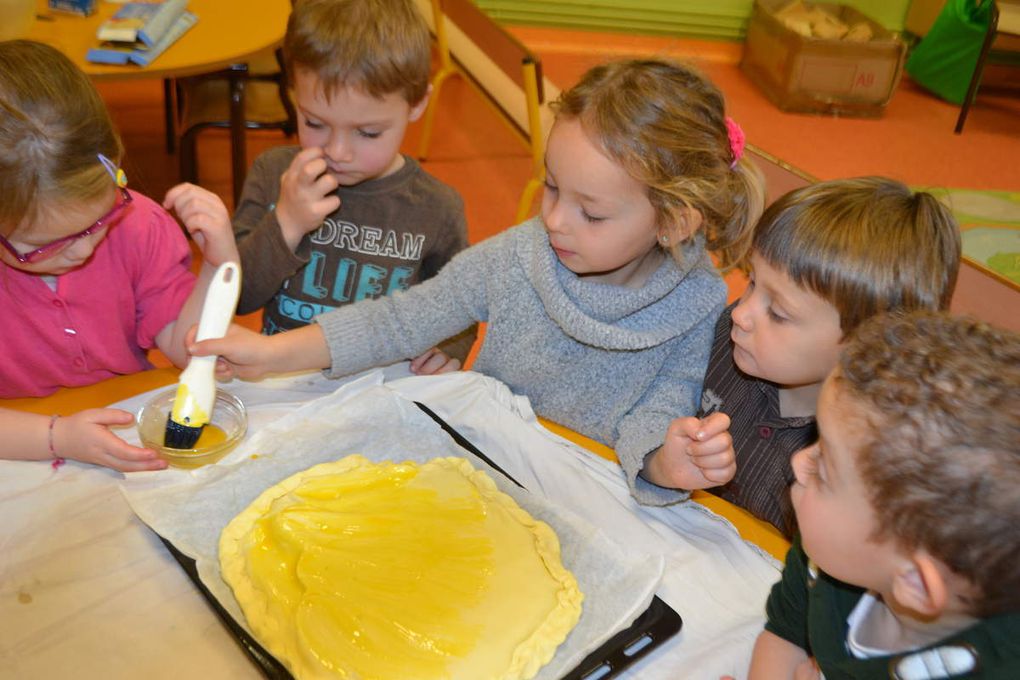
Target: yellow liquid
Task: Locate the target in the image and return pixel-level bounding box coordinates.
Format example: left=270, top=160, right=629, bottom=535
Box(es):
left=160, top=424, right=232, bottom=469
left=192, top=424, right=228, bottom=449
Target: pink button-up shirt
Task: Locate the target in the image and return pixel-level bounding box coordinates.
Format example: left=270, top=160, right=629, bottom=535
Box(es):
left=1, top=191, right=195, bottom=397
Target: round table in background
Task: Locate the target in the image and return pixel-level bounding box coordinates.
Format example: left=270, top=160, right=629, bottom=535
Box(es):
left=25, top=0, right=291, bottom=199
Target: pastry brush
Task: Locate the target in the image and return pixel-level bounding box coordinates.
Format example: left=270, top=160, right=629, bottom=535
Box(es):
left=164, top=261, right=241, bottom=450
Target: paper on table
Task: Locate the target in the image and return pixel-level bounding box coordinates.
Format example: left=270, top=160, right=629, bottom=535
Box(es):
left=382, top=370, right=783, bottom=680
left=119, top=374, right=664, bottom=680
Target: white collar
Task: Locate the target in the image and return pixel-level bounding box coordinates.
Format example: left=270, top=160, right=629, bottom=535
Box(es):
left=846, top=592, right=895, bottom=659
left=845, top=592, right=980, bottom=679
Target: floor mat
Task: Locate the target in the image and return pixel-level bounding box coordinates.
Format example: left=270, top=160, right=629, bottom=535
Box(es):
left=928, top=188, right=1020, bottom=285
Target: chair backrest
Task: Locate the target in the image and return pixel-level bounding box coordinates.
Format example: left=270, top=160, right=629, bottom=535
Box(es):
left=439, top=0, right=544, bottom=104
left=422, top=0, right=550, bottom=220
left=425, top=0, right=551, bottom=142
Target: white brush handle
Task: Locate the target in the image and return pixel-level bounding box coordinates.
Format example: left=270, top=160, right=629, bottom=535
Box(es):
left=175, top=263, right=241, bottom=422
left=194, top=262, right=241, bottom=342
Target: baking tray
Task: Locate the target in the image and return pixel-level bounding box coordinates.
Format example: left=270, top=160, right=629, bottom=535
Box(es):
left=156, top=401, right=683, bottom=680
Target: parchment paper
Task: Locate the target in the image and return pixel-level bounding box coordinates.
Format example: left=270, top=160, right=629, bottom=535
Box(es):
left=119, top=374, right=665, bottom=680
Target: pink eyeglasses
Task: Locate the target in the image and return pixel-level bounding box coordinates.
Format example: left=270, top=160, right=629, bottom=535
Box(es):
left=0, top=154, right=132, bottom=264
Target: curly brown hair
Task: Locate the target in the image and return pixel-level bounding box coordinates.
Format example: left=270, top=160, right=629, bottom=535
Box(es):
left=838, top=311, right=1020, bottom=617
left=550, top=58, right=765, bottom=270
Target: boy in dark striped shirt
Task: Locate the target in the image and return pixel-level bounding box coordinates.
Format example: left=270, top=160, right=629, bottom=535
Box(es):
left=639, top=177, right=961, bottom=536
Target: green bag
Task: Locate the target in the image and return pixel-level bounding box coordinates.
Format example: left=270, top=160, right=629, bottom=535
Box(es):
left=905, top=0, right=994, bottom=105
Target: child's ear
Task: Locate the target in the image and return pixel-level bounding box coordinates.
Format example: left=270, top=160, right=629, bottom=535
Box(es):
left=670, top=207, right=703, bottom=243
left=891, top=551, right=948, bottom=618
left=408, top=85, right=432, bottom=123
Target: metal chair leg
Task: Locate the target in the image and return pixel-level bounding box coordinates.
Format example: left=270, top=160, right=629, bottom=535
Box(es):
left=163, top=78, right=176, bottom=154
left=956, top=2, right=1000, bottom=134
left=227, top=64, right=249, bottom=206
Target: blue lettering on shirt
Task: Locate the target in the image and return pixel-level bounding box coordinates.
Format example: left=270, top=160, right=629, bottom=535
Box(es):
left=303, top=251, right=329, bottom=299
left=354, top=263, right=386, bottom=300
left=332, top=258, right=356, bottom=302
left=298, top=260, right=413, bottom=304
left=386, top=266, right=413, bottom=296
left=277, top=293, right=337, bottom=323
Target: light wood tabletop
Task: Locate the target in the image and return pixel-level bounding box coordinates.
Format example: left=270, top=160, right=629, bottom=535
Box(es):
left=26, top=0, right=291, bottom=79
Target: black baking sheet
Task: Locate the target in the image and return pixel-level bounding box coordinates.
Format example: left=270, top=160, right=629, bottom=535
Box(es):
left=157, top=401, right=682, bottom=680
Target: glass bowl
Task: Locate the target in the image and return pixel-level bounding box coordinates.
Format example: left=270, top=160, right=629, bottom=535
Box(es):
left=136, top=388, right=247, bottom=469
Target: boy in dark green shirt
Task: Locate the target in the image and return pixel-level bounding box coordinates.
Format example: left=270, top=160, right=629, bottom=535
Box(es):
left=746, top=311, right=1020, bottom=679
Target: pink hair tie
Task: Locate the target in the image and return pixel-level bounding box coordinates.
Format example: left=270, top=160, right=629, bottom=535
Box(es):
left=725, top=116, right=745, bottom=169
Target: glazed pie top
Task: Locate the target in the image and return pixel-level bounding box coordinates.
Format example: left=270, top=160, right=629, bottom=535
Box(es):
left=219, top=455, right=583, bottom=679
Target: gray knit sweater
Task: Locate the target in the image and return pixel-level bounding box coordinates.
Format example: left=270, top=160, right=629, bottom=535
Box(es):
left=316, top=218, right=727, bottom=505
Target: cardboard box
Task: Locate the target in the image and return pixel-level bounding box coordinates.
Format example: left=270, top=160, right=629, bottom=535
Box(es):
left=741, top=0, right=906, bottom=117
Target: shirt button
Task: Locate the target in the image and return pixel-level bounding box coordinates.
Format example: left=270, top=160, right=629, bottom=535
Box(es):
left=72, top=358, right=84, bottom=368
left=759, top=426, right=773, bottom=439
left=52, top=299, right=64, bottom=308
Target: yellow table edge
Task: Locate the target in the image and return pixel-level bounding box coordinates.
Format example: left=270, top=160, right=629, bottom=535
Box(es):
left=538, top=417, right=790, bottom=562
left=1, top=367, right=180, bottom=416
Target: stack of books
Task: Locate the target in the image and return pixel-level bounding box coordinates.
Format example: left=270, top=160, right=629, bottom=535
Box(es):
left=86, top=0, right=197, bottom=66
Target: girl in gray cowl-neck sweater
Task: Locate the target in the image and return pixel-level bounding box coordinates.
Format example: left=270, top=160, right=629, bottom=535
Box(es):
left=197, top=59, right=765, bottom=507
left=317, top=217, right=728, bottom=505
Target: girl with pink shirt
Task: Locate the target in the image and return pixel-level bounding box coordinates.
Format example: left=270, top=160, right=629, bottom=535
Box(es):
left=0, top=40, right=239, bottom=471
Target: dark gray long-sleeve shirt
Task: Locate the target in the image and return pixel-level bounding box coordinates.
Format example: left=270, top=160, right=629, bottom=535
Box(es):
left=232, top=146, right=474, bottom=358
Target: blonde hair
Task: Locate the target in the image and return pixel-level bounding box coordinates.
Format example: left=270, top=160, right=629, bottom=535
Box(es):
left=0, top=40, right=122, bottom=235
left=284, top=0, right=431, bottom=104
left=753, top=177, right=961, bottom=336
left=840, top=311, right=1020, bottom=617
left=551, top=58, right=765, bottom=269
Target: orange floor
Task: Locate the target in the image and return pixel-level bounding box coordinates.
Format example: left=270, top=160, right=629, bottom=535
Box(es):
left=514, top=27, right=1020, bottom=193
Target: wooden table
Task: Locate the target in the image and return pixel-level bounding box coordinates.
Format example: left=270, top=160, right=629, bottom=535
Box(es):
left=26, top=0, right=291, bottom=199
left=27, top=0, right=290, bottom=79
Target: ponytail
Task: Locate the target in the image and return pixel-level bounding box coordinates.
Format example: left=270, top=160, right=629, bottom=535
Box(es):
left=706, top=154, right=766, bottom=271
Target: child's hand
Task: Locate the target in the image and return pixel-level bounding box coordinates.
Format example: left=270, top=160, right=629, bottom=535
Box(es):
left=409, top=347, right=462, bottom=375
left=652, top=412, right=736, bottom=489
left=163, top=183, right=240, bottom=266
left=187, top=321, right=331, bottom=381
left=276, top=147, right=341, bottom=248
left=54, top=409, right=167, bottom=472
left=186, top=323, right=272, bottom=381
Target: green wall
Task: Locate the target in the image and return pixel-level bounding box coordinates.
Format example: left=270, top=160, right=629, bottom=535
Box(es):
left=476, top=0, right=912, bottom=39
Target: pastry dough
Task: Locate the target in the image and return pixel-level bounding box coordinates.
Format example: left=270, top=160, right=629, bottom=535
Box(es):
left=219, top=455, right=583, bottom=679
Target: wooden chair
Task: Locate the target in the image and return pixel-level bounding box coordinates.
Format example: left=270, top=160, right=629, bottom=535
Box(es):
left=955, top=0, right=1020, bottom=133
left=175, top=47, right=297, bottom=204
left=417, top=0, right=547, bottom=222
